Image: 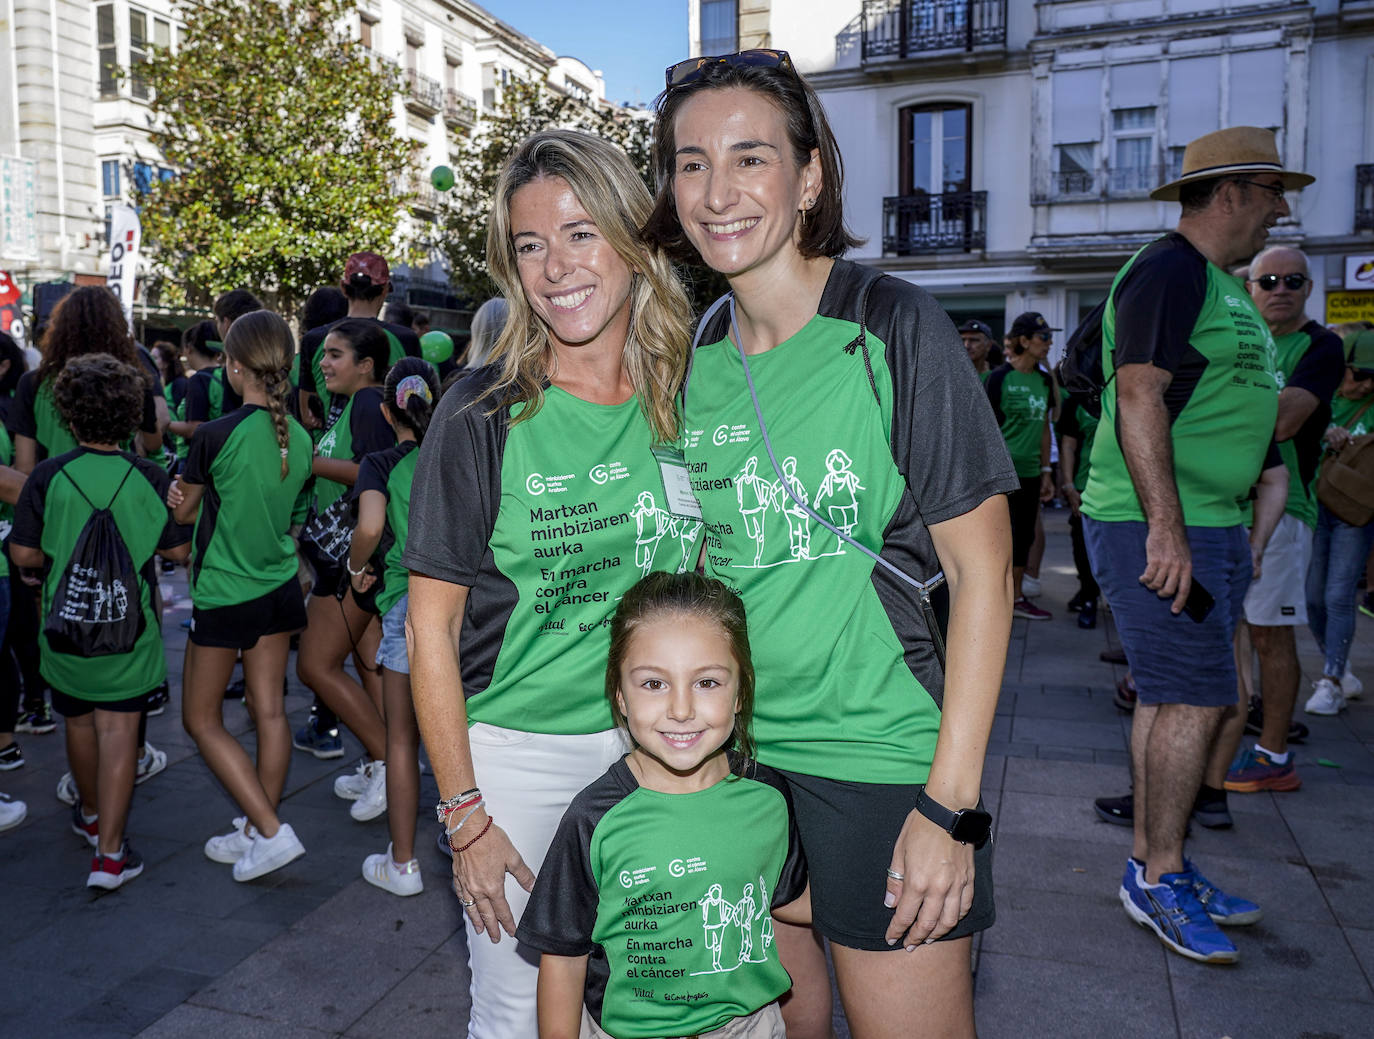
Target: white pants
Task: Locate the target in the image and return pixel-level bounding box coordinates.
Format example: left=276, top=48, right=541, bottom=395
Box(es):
left=464, top=723, right=629, bottom=1039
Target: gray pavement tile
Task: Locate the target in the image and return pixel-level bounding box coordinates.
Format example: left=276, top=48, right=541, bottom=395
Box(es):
left=108, top=845, right=272, bottom=918
left=6, top=879, right=75, bottom=942
left=1173, top=977, right=1374, bottom=1039
left=1165, top=917, right=1372, bottom=1003
left=987, top=715, right=1011, bottom=742
left=136, top=1004, right=339, bottom=1038
left=985, top=739, right=1038, bottom=759
left=1183, top=806, right=1301, bottom=861
left=991, top=834, right=1136, bottom=897
left=1275, top=782, right=1374, bottom=822
left=5, top=967, right=107, bottom=1037
left=158, top=914, right=291, bottom=976
left=997, top=790, right=1138, bottom=848
left=982, top=886, right=1164, bottom=972
left=294, top=875, right=465, bottom=950
left=1177, top=851, right=1335, bottom=925
left=1345, top=926, right=1374, bottom=980
left=64, top=965, right=219, bottom=1036
left=0, top=825, right=95, bottom=892
left=1311, top=867, right=1374, bottom=931
left=1092, top=748, right=1132, bottom=769
left=343, top=932, right=472, bottom=1039
left=1011, top=716, right=1128, bottom=751
left=1034, top=745, right=1095, bottom=763
left=973, top=950, right=1177, bottom=1039
left=191, top=925, right=434, bottom=1031
left=1011, top=692, right=1106, bottom=722
left=228, top=888, right=332, bottom=928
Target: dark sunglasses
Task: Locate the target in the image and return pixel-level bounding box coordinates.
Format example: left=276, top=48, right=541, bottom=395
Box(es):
left=1252, top=273, right=1309, bottom=292
left=1352, top=367, right=1374, bottom=382
left=665, top=49, right=794, bottom=89
left=1033, top=331, right=1053, bottom=341
left=1232, top=178, right=1287, bottom=202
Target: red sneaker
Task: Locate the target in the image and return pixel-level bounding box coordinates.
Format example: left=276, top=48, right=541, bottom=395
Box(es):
left=1013, top=597, right=1052, bottom=621
left=87, top=842, right=144, bottom=890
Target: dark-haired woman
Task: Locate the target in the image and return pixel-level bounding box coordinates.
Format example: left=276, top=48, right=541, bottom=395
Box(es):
left=296, top=319, right=394, bottom=818
left=169, top=311, right=313, bottom=882
left=347, top=357, right=439, bottom=895
left=644, top=53, right=1015, bottom=1038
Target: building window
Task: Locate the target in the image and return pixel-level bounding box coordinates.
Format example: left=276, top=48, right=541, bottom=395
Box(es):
left=899, top=102, right=971, bottom=196
left=154, top=16, right=170, bottom=50
left=101, top=160, right=121, bottom=197
left=130, top=9, right=149, bottom=99
left=700, top=0, right=737, bottom=55
left=359, top=15, right=375, bottom=51
left=406, top=38, right=420, bottom=72
left=133, top=161, right=156, bottom=195
left=1055, top=143, right=1096, bottom=195
left=96, top=4, right=117, bottom=99
left=1110, top=107, right=1157, bottom=193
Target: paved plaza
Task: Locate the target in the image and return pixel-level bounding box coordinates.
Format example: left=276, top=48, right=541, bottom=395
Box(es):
left=2, top=508, right=1372, bottom=1038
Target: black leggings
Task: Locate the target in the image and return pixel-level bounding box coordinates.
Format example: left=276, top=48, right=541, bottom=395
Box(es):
left=1008, top=476, right=1042, bottom=568
left=1069, top=511, right=1100, bottom=600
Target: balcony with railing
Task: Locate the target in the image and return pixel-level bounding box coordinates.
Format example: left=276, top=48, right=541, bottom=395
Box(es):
left=1046, top=166, right=1162, bottom=201
left=1358, top=165, right=1374, bottom=232
left=404, top=69, right=443, bottom=116
left=443, top=88, right=478, bottom=128
left=861, top=0, right=1006, bottom=62
left=882, top=191, right=987, bottom=255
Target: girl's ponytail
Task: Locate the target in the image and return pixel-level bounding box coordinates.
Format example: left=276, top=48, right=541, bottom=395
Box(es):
left=384, top=357, right=441, bottom=445
left=223, top=310, right=297, bottom=479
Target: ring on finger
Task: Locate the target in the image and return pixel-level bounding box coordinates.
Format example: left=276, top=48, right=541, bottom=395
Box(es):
left=459, top=896, right=477, bottom=907
left=886, top=868, right=905, bottom=881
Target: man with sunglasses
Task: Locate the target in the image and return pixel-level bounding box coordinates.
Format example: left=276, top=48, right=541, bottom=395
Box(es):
left=1081, top=127, right=1310, bottom=964
left=1210, top=248, right=1344, bottom=797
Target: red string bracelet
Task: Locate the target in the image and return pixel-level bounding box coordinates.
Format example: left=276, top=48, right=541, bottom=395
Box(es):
left=455, top=816, right=493, bottom=853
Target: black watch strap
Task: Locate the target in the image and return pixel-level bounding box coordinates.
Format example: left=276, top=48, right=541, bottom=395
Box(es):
left=916, top=789, right=992, bottom=848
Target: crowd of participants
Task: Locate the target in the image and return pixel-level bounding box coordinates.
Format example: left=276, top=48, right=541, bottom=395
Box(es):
left=0, top=50, right=1364, bottom=1039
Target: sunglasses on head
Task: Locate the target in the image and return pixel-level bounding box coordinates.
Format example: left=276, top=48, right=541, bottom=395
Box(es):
left=665, top=49, right=794, bottom=89
left=1252, top=273, right=1309, bottom=292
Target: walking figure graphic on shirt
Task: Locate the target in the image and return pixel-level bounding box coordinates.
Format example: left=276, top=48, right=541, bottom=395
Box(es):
left=667, top=515, right=700, bottom=573
left=692, top=880, right=771, bottom=976
left=815, top=448, right=863, bottom=544
left=736, top=458, right=772, bottom=567
left=631, top=491, right=672, bottom=575
left=769, top=457, right=812, bottom=561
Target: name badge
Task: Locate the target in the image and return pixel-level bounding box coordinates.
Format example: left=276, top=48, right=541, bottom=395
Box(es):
left=652, top=446, right=703, bottom=521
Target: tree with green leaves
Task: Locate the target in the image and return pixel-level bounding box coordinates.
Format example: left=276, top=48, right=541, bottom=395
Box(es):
left=139, top=0, right=415, bottom=315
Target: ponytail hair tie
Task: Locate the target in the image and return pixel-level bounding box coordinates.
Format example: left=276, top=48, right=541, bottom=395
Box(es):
left=395, top=374, right=433, bottom=410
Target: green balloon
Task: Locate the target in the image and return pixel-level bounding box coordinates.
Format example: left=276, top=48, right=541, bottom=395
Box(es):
left=430, top=165, right=455, bottom=192
left=420, top=329, right=454, bottom=364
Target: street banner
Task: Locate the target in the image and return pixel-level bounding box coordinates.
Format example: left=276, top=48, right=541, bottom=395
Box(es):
left=0, top=269, right=25, bottom=347
left=1326, top=290, right=1374, bottom=326
left=106, top=204, right=141, bottom=331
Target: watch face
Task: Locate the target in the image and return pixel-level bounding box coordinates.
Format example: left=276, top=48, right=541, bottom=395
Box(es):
left=950, top=808, right=993, bottom=847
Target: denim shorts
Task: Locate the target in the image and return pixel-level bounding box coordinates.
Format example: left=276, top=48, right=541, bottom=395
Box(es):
left=1084, top=518, right=1250, bottom=707
left=375, top=593, right=409, bottom=674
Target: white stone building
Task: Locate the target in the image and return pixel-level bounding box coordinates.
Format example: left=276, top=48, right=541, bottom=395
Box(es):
left=687, top=0, right=1374, bottom=341
left=0, top=0, right=615, bottom=328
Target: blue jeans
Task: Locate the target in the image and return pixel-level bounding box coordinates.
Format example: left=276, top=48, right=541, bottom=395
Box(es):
left=1305, top=504, right=1374, bottom=678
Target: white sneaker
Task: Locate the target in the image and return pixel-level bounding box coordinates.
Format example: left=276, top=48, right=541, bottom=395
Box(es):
left=204, top=817, right=254, bottom=864
left=349, top=760, right=388, bottom=821
left=1022, top=575, right=1042, bottom=598
left=55, top=772, right=78, bottom=806
left=0, top=793, right=27, bottom=833
left=362, top=842, right=423, bottom=897
left=232, top=822, right=305, bottom=882
left=1305, top=677, right=1347, bottom=717
left=334, top=759, right=372, bottom=801
left=1341, top=667, right=1363, bottom=700
left=136, top=742, right=167, bottom=785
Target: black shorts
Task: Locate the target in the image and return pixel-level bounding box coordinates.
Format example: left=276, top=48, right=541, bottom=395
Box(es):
left=1008, top=476, right=1041, bottom=567
left=51, top=688, right=148, bottom=717
left=777, top=768, right=995, bottom=951
left=190, top=577, right=307, bottom=650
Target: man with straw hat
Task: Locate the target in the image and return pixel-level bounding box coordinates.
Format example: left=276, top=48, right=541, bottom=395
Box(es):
left=1080, top=127, right=1310, bottom=964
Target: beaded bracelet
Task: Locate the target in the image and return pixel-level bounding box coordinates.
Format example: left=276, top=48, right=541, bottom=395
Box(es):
left=454, top=816, right=493, bottom=853
left=434, top=788, right=481, bottom=824
left=444, top=798, right=485, bottom=837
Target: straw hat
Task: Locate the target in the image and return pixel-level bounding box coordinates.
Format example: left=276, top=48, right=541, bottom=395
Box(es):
left=1151, top=126, right=1313, bottom=201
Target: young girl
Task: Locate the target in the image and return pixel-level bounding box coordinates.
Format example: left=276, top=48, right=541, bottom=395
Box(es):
left=518, top=571, right=807, bottom=1039
left=168, top=310, right=313, bottom=882
left=297, top=319, right=394, bottom=817
left=9, top=354, right=190, bottom=889
left=346, top=357, right=438, bottom=890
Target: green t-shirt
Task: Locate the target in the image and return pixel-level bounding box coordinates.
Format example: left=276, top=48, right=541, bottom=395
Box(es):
left=355, top=440, right=417, bottom=617
left=312, top=385, right=395, bottom=511
left=1082, top=233, right=1279, bottom=527
left=1269, top=322, right=1345, bottom=529
left=679, top=260, right=1018, bottom=784
left=517, top=757, right=807, bottom=1039
left=986, top=364, right=1054, bottom=478
left=182, top=405, right=313, bottom=609
left=403, top=371, right=704, bottom=735
left=0, top=424, right=12, bottom=580
left=1331, top=393, right=1374, bottom=439
left=11, top=448, right=187, bottom=700
left=6, top=371, right=160, bottom=463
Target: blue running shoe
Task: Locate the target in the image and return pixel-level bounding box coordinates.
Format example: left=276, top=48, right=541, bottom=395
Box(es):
left=1183, top=859, right=1262, bottom=926
left=292, top=714, right=344, bottom=759
left=1119, top=859, right=1239, bottom=964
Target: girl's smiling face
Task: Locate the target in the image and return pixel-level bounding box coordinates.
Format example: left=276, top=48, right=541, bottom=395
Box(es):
left=616, top=613, right=741, bottom=793
left=319, top=332, right=375, bottom=397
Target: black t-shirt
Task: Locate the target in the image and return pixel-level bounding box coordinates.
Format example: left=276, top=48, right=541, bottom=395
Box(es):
left=185, top=367, right=244, bottom=424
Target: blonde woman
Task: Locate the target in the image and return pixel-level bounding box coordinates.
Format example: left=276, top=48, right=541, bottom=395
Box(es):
left=404, top=129, right=696, bottom=1037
